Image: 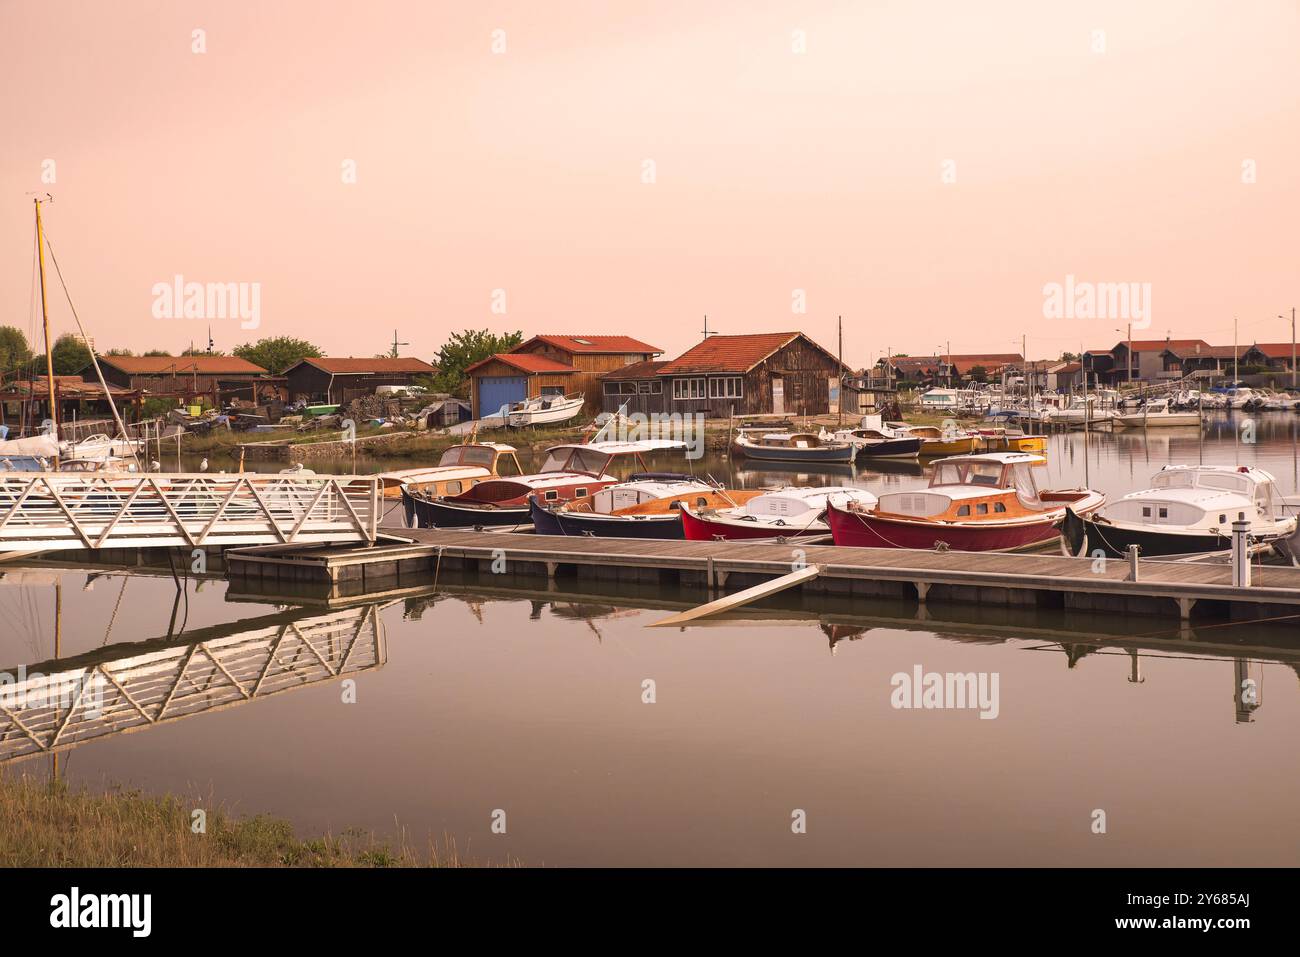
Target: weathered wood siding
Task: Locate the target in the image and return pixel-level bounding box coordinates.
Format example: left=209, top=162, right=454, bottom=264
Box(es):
left=513, top=343, right=657, bottom=412
left=661, top=336, right=841, bottom=418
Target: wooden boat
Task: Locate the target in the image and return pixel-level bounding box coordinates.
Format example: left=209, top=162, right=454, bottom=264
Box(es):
left=731, top=431, right=856, bottom=464
left=681, top=486, right=878, bottom=541
left=829, top=428, right=922, bottom=459
left=1111, top=399, right=1201, bottom=428
left=530, top=477, right=763, bottom=539
left=826, top=452, right=1104, bottom=551
left=884, top=423, right=983, bottom=456
left=402, top=440, right=686, bottom=530
left=1059, top=465, right=1298, bottom=558
left=376, top=443, right=522, bottom=500
left=507, top=393, right=584, bottom=427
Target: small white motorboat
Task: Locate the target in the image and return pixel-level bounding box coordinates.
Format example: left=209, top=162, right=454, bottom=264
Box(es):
left=507, top=393, right=585, bottom=427
left=681, top=486, right=878, bottom=541
left=1112, top=398, right=1200, bottom=428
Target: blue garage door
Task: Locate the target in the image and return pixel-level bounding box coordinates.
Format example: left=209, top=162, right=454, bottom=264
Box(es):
left=479, top=376, right=527, bottom=417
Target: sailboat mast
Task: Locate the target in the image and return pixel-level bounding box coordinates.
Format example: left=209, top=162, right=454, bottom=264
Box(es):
left=34, top=198, right=59, bottom=460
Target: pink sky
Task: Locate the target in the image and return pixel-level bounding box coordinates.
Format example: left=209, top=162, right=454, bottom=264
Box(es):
left=2, top=0, right=1297, bottom=368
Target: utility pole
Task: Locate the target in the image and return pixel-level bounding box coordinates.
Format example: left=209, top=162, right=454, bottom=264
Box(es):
left=390, top=329, right=409, bottom=358
left=1281, top=309, right=1296, bottom=390
left=1233, top=316, right=1238, bottom=384
left=837, top=314, right=843, bottom=426
left=34, top=198, right=58, bottom=461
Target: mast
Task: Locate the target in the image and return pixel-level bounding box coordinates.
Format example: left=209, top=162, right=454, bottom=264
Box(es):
left=34, top=199, right=58, bottom=461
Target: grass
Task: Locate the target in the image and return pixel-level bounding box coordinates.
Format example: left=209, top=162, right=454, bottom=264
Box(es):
left=0, top=774, right=497, bottom=867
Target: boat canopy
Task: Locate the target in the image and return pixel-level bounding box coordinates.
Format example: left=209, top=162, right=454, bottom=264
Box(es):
left=744, top=486, right=876, bottom=517
left=541, top=440, right=687, bottom=475
left=591, top=479, right=712, bottom=514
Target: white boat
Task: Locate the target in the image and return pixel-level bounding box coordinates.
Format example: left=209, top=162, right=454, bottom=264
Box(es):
left=507, top=393, right=585, bottom=427
left=1228, top=388, right=1257, bottom=410
left=1112, top=398, right=1200, bottom=428
left=59, top=432, right=144, bottom=461
left=1061, top=465, right=1298, bottom=557
left=1049, top=396, right=1114, bottom=428
left=681, top=486, right=878, bottom=541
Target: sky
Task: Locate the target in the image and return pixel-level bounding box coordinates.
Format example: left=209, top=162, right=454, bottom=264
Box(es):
left=1, top=0, right=1297, bottom=368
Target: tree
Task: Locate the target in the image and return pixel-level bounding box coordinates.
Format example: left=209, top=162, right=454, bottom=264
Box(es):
left=105, top=347, right=135, bottom=357
left=182, top=346, right=225, bottom=356
left=142, top=349, right=173, bottom=357
left=233, top=336, right=323, bottom=374
left=0, top=326, right=31, bottom=373
left=1060, top=351, right=1079, bottom=362
left=967, top=365, right=989, bottom=383
left=428, top=329, right=523, bottom=395
left=50, top=334, right=92, bottom=375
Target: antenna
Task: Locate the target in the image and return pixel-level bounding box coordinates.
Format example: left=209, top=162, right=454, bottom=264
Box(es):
left=701, top=315, right=715, bottom=339
left=390, top=328, right=409, bottom=358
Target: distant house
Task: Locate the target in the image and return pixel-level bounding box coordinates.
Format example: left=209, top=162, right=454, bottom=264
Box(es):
left=599, top=331, right=844, bottom=418
left=468, top=335, right=662, bottom=418
left=1158, top=343, right=1243, bottom=378
left=1045, top=361, right=1082, bottom=393
left=282, top=357, right=437, bottom=405
left=943, top=354, right=1024, bottom=384
left=1246, top=343, right=1298, bottom=375
left=1086, top=340, right=1210, bottom=385
left=86, top=355, right=269, bottom=400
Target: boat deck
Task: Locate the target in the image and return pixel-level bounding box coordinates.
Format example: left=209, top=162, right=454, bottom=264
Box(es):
left=223, top=526, right=1300, bottom=622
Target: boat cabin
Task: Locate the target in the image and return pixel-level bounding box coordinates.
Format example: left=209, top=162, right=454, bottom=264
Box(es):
left=747, top=432, right=834, bottom=449
left=874, top=453, right=1060, bottom=521
left=1105, top=465, right=1279, bottom=530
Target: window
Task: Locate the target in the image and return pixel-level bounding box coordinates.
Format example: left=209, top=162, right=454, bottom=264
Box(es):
left=957, top=505, right=971, bottom=516
left=444, top=480, right=462, bottom=494
left=1158, top=507, right=1168, bottom=518
left=651, top=380, right=663, bottom=394
left=1142, top=507, right=1152, bottom=518
left=544, top=489, right=559, bottom=501
left=620, top=382, right=638, bottom=395
left=708, top=377, right=743, bottom=399
left=638, top=381, right=653, bottom=394
left=976, top=503, right=988, bottom=515
left=603, top=381, right=620, bottom=396
left=575, top=488, right=588, bottom=498
left=673, top=378, right=705, bottom=400
left=541, top=386, right=565, bottom=397
left=993, top=502, right=1006, bottom=513
left=1219, top=514, right=1227, bottom=523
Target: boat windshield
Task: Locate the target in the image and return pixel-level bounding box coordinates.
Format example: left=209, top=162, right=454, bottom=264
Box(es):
left=540, top=447, right=612, bottom=475
left=439, top=445, right=497, bottom=468
left=933, top=461, right=1004, bottom=487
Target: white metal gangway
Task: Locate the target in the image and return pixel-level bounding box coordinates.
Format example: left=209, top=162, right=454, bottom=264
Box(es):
left=0, top=472, right=381, bottom=552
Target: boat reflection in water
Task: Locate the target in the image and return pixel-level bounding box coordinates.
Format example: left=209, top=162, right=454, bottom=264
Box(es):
left=0, top=601, right=386, bottom=766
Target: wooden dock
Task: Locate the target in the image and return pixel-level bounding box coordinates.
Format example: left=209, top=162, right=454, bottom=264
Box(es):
left=223, top=527, right=1300, bottom=623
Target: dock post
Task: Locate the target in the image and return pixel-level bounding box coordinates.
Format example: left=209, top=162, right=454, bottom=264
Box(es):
left=915, top=581, right=929, bottom=603
left=1232, top=520, right=1252, bottom=588
left=706, top=557, right=716, bottom=593
left=1126, top=544, right=1140, bottom=582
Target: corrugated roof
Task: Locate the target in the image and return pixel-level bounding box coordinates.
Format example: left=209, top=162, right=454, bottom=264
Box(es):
left=656, top=332, right=807, bottom=375
left=598, top=360, right=670, bottom=379
left=466, top=353, right=578, bottom=375
left=294, top=357, right=437, bottom=374
left=98, top=355, right=268, bottom=375
left=517, top=335, right=662, bottom=355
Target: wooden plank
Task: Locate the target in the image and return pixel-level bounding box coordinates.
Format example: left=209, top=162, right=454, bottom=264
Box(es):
left=647, top=564, right=824, bottom=627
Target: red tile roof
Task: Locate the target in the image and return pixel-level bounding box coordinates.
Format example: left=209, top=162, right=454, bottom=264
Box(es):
left=516, top=335, right=662, bottom=355
left=657, top=332, right=814, bottom=375
left=98, top=355, right=268, bottom=375
left=466, top=353, right=578, bottom=375
left=1250, top=342, right=1298, bottom=359
left=292, top=357, right=437, bottom=374
left=598, top=360, right=670, bottom=379
left=1116, top=339, right=1210, bottom=353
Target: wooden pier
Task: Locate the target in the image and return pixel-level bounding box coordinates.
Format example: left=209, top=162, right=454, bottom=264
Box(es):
left=224, top=527, right=1300, bottom=623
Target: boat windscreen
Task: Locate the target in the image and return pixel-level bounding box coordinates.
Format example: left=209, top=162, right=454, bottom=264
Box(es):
left=541, top=447, right=612, bottom=474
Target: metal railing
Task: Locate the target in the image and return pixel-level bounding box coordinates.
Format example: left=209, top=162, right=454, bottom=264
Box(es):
left=0, top=473, right=381, bottom=552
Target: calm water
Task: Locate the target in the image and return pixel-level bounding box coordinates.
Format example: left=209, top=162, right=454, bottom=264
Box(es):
left=4, top=412, right=1299, bottom=866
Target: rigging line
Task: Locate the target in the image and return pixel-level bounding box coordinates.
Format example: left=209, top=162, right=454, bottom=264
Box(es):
left=39, top=231, right=143, bottom=469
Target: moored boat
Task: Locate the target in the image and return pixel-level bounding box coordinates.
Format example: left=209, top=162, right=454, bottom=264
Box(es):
left=826, top=452, right=1104, bottom=551
left=884, top=423, right=984, bottom=456
left=506, top=393, right=584, bottom=427
left=530, top=478, right=763, bottom=538
left=731, top=431, right=856, bottom=464
left=376, top=443, right=522, bottom=500
left=402, top=440, right=686, bottom=529
left=681, top=486, right=878, bottom=541
left=1112, top=398, right=1201, bottom=428
left=828, top=427, right=922, bottom=459
left=1059, top=465, right=1298, bottom=558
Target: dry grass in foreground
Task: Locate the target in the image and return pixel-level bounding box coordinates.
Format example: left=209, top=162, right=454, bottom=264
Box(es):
left=0, top=775, right=497, bottom=868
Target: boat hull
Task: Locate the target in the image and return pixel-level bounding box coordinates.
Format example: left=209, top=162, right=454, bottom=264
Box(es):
left=1112, top=412, right=1201, bottom=428
left=680, top=505, right=828, bottom=541
left=854, top=437, right=922, bottom=459
left=732, top=442, right=856, bottom=464
left=401, top=486, right=529, bottom=529
left=826, top=501, right=1070, bottom=552
left=529, top=498, right=684, bottom=539
left=1058, top=508, right=1285, bottom=558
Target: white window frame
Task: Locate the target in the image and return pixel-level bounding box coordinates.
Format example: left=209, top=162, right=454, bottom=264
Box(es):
left=707, top=376, right=743, bottom=399
left=673, top=377, right=706, bottom=400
